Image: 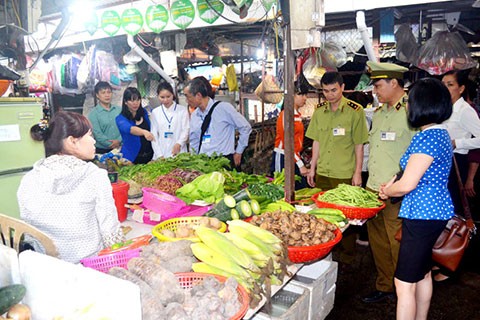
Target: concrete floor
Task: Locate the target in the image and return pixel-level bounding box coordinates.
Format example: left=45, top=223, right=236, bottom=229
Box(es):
left=325, top=224, right=480, bottom=320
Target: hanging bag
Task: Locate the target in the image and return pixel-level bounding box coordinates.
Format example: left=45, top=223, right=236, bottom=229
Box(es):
left=254, top=74, right=283, bottom=104
left=431, top=156, right=477, bottom=272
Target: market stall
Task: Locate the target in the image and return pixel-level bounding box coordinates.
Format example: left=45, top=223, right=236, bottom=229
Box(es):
left=1, top=150, right=388, bottom=319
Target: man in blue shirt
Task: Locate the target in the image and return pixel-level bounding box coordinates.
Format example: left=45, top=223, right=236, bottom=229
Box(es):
left=185, top=77, right=252, bottom=170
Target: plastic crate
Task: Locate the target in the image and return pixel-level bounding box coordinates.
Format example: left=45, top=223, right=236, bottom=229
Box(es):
left=289, top=260, right=338, bottom=320
left=80, top=248, right=141, bottom=273
left=252, top=283, right=310, bottom=320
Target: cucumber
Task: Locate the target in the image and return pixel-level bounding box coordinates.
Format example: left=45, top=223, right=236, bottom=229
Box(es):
left=205, top=208, right=232, bottom=222
left=309, top=208, right=345, bottom=218
left=236, top=200, right=252, bottom=218
left=230, top=208, right=240, bottom=220
left=232, top=189, right=251, bottom=203
left=214, top=195, right=237, bottom=213
left=0, top=284, right=26, bottom=314
left=249, top=199, right=261, bottom=215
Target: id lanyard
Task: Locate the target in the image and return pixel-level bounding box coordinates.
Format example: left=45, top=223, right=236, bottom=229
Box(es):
left=161, top=103, right=177, bottom=130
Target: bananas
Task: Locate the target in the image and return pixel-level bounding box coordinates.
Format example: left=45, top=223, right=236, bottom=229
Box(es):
left=190, top=221, right=290, bottom=309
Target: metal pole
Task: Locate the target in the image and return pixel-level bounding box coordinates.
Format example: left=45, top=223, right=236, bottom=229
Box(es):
left=283, top=15, right=295, bottom=202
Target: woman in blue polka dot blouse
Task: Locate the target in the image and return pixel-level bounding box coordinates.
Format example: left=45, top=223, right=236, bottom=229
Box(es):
left=378, top=78, right=454, bottom=320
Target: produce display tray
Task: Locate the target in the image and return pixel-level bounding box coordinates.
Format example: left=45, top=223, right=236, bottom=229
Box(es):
left=243, top=264, right=301, bottom=319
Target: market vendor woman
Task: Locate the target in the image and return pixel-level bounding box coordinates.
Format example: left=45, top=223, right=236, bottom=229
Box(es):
left=17, top=111, right=125, bottom=264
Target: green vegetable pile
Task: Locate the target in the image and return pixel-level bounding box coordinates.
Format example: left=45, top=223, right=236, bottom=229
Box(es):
left=247, top=183, right=285, bottom=211
left=318, top=184, right=382, bottom=208
left=221, top=169, right=270, bottom=194
left=175, top=171, right=225, bottom=204
left=118, top=153, right=231, bottom=186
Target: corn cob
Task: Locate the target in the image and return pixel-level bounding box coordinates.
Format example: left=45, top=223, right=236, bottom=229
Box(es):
left=190, top=242, right=250, bottom=279
left=223, top=232, right=271, bottom=262
left=227, top=224, right=282, bottom=257
left=227, top=219, right=282, bottom=244
left=191, top=262, right=254, bottom=292
left=195, top=226, right=261, bottom=273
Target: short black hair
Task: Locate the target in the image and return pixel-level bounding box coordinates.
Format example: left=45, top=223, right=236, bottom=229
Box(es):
left=121, top=87, right=145, bottom=121
left=187, top=76, right=214, bottom=98
left=372, top=78, right=405, bottom=87
left=407, top=78, right=452, bottom=128
left=321, top=72, right=344, bottom=86
left=94, top=81, right=112, bottom=94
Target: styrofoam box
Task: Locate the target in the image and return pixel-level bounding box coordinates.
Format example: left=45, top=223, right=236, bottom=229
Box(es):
left=289, top=260, right=338, bottom=320
left=317, top=285, right=336, bottom=320
left=251, top=283, right=310, bottom=320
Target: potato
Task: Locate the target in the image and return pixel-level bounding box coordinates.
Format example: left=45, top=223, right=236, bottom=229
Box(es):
left=175, top=226, right=192, bottom=238
left=208, top=217, right=222, bottom=230
left=7, top=304, right=32, bottom=320
left=161, top=229, right=176, bottom=238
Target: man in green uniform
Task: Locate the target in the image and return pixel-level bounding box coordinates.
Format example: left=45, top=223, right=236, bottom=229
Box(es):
left=306, top=72, right=369, bottom=265
left=306, top=72, right=368, bottom=189
left=362, top=61, right=417, bottom=303
left=88, top=81, right=122, bottom=154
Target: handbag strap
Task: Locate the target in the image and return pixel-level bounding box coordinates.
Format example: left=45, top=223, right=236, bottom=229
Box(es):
left=452, top=155, right=476, bottom=231
left=197, top=101, right=221, bottom=154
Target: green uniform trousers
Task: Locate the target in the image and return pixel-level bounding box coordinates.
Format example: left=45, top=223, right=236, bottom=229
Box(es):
left=315, top=175, right=357, bottom=265
left=366, top=199, right=402, bottom=292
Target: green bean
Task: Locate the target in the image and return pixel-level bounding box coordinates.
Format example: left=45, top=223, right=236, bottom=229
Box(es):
left=318, top=184, right=382, bottom=208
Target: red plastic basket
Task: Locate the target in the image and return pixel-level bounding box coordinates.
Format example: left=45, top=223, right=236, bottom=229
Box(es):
left=288, top=228, right=343, bottom=263
left=312, top=192, right=386, bottom=219
left=175, top=272, right=250, bottom=320
left=80, top=248, right=141, bottom=273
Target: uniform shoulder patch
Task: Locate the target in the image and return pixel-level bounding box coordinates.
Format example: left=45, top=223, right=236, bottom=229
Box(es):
left=317, top=101, right=327, bottom=109
left=346, top=100, right=361, bottom=111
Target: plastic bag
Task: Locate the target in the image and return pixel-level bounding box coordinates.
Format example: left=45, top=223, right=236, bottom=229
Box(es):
left=395, top=24, right=419, bottom=63
left=226, top=64, right=238, bottom=91
left=302, top=49, right=326, bottom=89
left=321, top=41, right=347, bottom=69
left=415, top=31, right=476, bottom=75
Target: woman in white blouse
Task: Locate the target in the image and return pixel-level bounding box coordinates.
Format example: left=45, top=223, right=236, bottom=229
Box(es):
left=150, top=82, right=190, bottom=159
left=17, top=111, right=125, bottom=264
left=438, top=70, right=480, bottom=282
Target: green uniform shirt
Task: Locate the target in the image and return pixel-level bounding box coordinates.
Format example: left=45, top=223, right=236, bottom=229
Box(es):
left=88, top=104, right=122, bottom=150
left=306, top=96, right=369, bottom=179
left=366, top=94, right=417, bottom=191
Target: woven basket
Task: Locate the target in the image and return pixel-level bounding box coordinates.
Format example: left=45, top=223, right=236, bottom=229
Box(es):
left=175, top=272, right=249, bottom=320
left=312, top=192, right=385, bottom=219
left=152, top=217, right=227, bottom=242
left=254, top=75, right=283, bottom=104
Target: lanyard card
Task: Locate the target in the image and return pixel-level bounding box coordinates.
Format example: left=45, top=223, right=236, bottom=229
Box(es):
left=164, top=131, right=174, bottom=139
left=381, top=131, right=396, bottom=141
left=202, top=134, right=212, bottom=144
left=333, top=128, right=346, bottom=136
